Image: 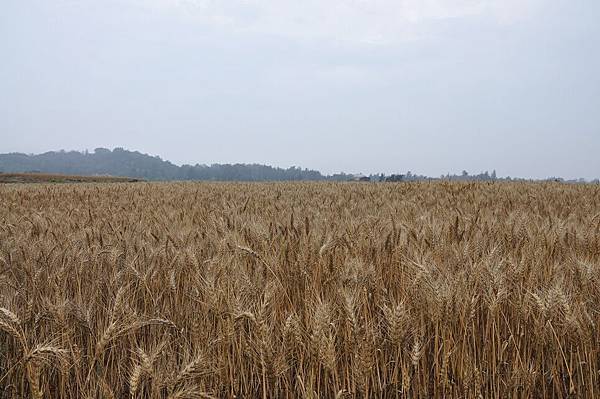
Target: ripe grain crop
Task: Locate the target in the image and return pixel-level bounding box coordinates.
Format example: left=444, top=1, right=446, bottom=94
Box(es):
left=0, top=181, right=599, bottom=398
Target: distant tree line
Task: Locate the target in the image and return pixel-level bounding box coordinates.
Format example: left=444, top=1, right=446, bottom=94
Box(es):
left=0, top=148, right=597, bottom=183
left=362, top=170, right=598, bottom=183
left=361, top=170, right=495, bottom=182
left=0, top=148, right=339, bottom=181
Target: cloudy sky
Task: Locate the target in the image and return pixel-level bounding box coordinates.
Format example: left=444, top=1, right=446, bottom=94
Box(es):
left=1, top=0, right=599, bottom=179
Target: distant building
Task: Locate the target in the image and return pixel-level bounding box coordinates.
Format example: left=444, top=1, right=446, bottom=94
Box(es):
left=351, top=174, right=370, bottom=182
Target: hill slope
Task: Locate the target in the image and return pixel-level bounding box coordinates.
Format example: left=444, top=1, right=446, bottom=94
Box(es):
left=0, top=148, right=328, bottom=181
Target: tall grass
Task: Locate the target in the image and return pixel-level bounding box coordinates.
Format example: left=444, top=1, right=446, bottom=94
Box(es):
left=0, top=181, right=598, bottom=398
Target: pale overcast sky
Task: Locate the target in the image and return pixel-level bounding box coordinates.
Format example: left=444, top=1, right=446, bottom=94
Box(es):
left=1, top=0, right=599, bottom=179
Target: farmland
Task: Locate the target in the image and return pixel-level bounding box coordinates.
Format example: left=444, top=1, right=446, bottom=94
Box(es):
left=0, top=173, right=141, bottom=184
left=0, top=181, right=599, bottom=398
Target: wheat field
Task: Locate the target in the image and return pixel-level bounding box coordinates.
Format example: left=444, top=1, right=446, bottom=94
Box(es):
left=0, top=181, right=599, bottom=398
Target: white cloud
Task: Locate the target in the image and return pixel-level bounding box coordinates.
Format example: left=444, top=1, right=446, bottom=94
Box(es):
left=133, top=0, right=542, bottom=44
